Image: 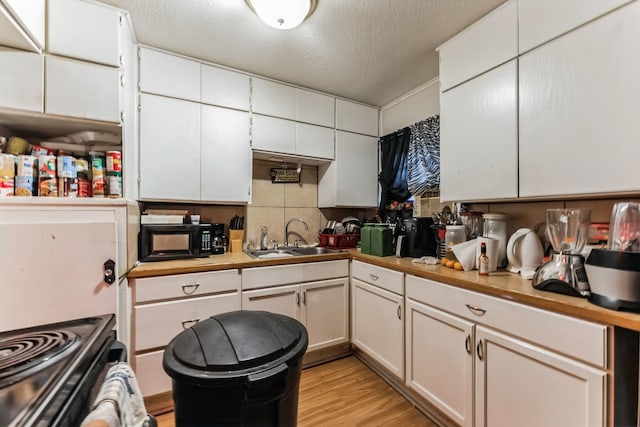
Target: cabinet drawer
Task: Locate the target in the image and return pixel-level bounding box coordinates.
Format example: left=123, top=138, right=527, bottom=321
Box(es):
left=406, top=275, right=607, bottom=368
left=135, top=350, right=171, bottom=397
left=438, top=0, right=517, bottom=91
left=134, top=270, right=240, bottom=303
left=134, top=292, right=240, bottom=350
left=351, top=261, right=404, bottom=295
left=242, top=260, right=348, bottom=290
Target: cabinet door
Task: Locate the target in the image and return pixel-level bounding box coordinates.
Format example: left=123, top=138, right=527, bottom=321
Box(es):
left=440, top=60, right=518, bottom=201
left=475, top=326, right=606, bottom=427
left=241, top=284, right=301, bottom=321
left=301, top=278, right=348, bottom=352
left=252, top=78, right=297, bottom=120
left=352, top=278, right=404, bottom=379
left=518, top=0, right=631, bottom=53
left=139, top=47, right=200, bottom=102
left=0, top=48, right=42, bottom=112
left=48, top=0, right=120, bottom=66
left=135, top=350, right=171, bottom=397
left=201, top=105, right=251, bottom=203
left=0, top=209, right=117, bottom=331
left=45, top=56, right=120, bottom=122
left=296, top=123, right=334, bottom=159
left=519, top=3, right=640, bottom=197
left=319, top=130, right=377, bottom=207
left=201, top=64, right=250, bottom=111
left=335, top=99, right=378, bottom=136
left=251, top=114, right=296, bottom=155
left=297, top=89, right=334, bottom=127
left=139, top=93, right=201, bottom=201
left=438, top=0, right=517, bottom=91
left=0, top=0, right=44, bottom=51
left=405, top=299, right=474, bottom=427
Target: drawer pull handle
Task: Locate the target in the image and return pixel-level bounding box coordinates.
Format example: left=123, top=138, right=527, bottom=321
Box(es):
left=465, top=304, right=486, bottom=316
left=369, top=274, right=379, bottom=281
left=296, top=292, right=300, bottom=306
left=182, top=283, right=200, bottom=295
left=477, top=340, right=484, bottom=361
left=465, top=335, right=471, bottom=355
left=181, top=319, right=200, bottom=329
left=397, top=305, right=401, bottom=320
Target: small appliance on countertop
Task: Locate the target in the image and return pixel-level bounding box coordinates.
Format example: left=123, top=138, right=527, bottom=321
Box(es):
left=506, top=228, right=544, bottom=279
left=211, top=223, right=226, bottom=255
left=139, top=223, right=213, bottom=261
left=586, top=202, right=640, bottom=311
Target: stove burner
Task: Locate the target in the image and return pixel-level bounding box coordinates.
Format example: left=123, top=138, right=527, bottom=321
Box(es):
left=0, top=330, right=78, bottom=381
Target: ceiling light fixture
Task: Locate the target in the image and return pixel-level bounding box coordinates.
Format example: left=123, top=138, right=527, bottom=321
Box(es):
left=245, top=0, right=317, bottom=30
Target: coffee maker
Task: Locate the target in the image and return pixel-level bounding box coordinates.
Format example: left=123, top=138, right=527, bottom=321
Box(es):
left=395, top=217, right=437, bottom=258
left=211, top=223, right=225, bottom=255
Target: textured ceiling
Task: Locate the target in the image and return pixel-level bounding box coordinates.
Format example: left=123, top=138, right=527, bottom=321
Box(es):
left=100, top=0, right=506, bottom=106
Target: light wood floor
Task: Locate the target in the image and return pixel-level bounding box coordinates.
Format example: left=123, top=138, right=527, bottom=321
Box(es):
left=155, top=356, right=438, bottom=427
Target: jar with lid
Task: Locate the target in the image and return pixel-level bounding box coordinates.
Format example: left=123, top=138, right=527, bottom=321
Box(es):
left=483, top=213, right=507, bottom=268
left=445, top=225, right=466, bottom=252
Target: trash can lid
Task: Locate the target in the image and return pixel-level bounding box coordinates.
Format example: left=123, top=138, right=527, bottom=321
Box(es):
left=163, top=310, right=308, bottom=383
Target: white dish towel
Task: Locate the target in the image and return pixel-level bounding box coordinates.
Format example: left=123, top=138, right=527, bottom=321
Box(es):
left=80, top=362, right=150, bottom=427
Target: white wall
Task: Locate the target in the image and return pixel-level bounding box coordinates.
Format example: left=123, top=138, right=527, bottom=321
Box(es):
left=380, top=77, right=440, bottom=136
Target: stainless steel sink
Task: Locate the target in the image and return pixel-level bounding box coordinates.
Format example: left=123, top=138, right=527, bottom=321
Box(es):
left=245, top=246, right=342, bottom=259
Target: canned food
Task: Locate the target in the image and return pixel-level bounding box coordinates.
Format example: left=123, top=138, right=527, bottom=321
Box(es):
left=90, top=153, right=105, bottom=178
left=76, top=158, right=90, bottom=180
left=92, top=177, right=105, bottom=197
left=38, top=176, right=58, bottom=197
left=106, top=171, right=122, bottom=198
left=14, top=176, right=34, bottom=196
left=16, top=155, right=36, bottom=177
left=5, top=137, right=29, bottom=155
left=57, top=156, right=77, bottom=178
left=78, top=178, right=92, bottom=197
left=0, top=176, right=14, bottom=197
left=30, top=145, right=51, bottom=156
left=38, top=155, right=56, bottom=178
left=58, top=177, right=78, bottom=197
left=105, top=151, right=122, bottom=173
left=0, top=154, right=15, bottom=177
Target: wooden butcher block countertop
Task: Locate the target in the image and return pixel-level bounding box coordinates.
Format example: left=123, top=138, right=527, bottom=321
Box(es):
left=128, top=249, right=640, bottom=332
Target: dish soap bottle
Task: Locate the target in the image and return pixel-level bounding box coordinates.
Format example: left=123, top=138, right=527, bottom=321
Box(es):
left=260, top=225, right=268, bottom=250
left=478, top=242, right=489, bottom=276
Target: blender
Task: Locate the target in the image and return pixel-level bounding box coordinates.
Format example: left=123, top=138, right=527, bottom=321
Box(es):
left=532, top=208, right=591, bottom=297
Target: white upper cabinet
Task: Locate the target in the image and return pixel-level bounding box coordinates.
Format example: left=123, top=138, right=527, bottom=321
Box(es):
left=518, top=0, right=632, bottom=53
left=296, top=123, right=334, bottom=159
left=139, top=47, right=201, bottom=102
left=201, top=105, right=251, bottom=203
left=440, top=60, right=518, bottom=201
left=48, top=0, right=120, bottom=67
left=252, top=78, right=297, bottom=120
left=0, top=0, right=45, bottom=51
left=519, top=2, right=640, bottom=197
left=0, top=48, right=43, bottom=112
left=438, top=0, right=517, bottom=92
left=251, top=114, right=296, bottom=154
left=335, top=99, right=378, bottom=136
left=201, top=64, right=250, bottom=111
left=45, top=56, right=120, bottom=122
left=297, top=89, right=334, bottom=127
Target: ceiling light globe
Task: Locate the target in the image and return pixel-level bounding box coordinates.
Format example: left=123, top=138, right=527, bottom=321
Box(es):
left=248, top=0, right=312, bottom=30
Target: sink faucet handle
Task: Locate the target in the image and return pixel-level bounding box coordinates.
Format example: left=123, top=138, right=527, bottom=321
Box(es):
left=270, top=239, right=279, bottom=250
left=293, top=239, right=301, bottom=248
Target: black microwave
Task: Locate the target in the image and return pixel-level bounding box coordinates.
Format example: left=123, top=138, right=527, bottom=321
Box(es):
left=139, top=224, right=213, bottom=262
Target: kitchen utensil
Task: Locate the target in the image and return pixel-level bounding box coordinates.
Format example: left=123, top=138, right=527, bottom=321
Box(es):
left=608, top=202, right=640, bottom=252
left=506, top=228, right=544, bottom=279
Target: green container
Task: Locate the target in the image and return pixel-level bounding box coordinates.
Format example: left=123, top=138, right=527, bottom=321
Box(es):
left=360, top=225, right=372, bottom=255
left=371, top=225, right=393, bottom=257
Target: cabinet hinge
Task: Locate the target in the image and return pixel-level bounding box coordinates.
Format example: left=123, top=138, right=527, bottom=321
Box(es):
left=120, top=111, right=124, bottom=122
left=119, top=15, right=123, bottom=26
left=137, top=48, right=141, bottom=59
left=248, top=187, right=251, bottom=196
left=137, top=104, right=141, bottom=112
left=119, top=54, right=124, bottom=68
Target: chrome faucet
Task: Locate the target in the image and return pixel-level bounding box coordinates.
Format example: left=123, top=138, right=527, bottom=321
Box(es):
left=285, top=218, right=309, bottom=247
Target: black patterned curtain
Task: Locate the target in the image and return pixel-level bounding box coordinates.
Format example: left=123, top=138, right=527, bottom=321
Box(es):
left=377, top=127, right=411, bottom=219
left=407, top=115, right=440, bottom=196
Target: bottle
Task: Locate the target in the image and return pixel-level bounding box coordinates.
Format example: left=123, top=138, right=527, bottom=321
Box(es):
left=479, top=242, right=489, bottom=276
left=260, top=225, right=268, bottom=250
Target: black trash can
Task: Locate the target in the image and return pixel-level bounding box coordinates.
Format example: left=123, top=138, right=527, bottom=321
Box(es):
left=163, top=310, right=308, bottom=427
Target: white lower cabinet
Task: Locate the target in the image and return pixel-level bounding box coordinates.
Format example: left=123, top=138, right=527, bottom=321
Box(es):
left=131, top=270, right=241, bottom=398
left=405, top=274, right=607, bottom=427
left=351, top=261, right=404, bottom=380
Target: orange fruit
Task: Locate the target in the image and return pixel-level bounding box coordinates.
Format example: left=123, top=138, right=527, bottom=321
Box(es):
left=454, top=262, right=463, bottom=271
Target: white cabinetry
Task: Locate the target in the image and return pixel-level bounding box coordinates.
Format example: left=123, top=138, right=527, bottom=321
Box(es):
left=252, top=115, right=334, bottom=160
left=405, top=275, right=607, bottom=427
left=0, top=0, right=44, bottom=51
left=132, top=270, right=241, bottom=397
left=351, top=261, right=404, bottom=380
left=138, top=47, right=200, bottom=102
left=318, top=130, right=378, bottom=207
left=201, top=64, right=250, bottom=111
left=48, top=0, right=120, bottom=66
left=518, top=0, right=632, bottom=53
left=440, top=60, right=518, bottom=201
left=519, top=2, right=640, bottom=197
left=242, top=260, right=349, bottom=352
left=437, top=0, right=517, bottom=92
left=0, top=48, right=43, bottom=112
left=335, top=99, right=378, bottom=136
